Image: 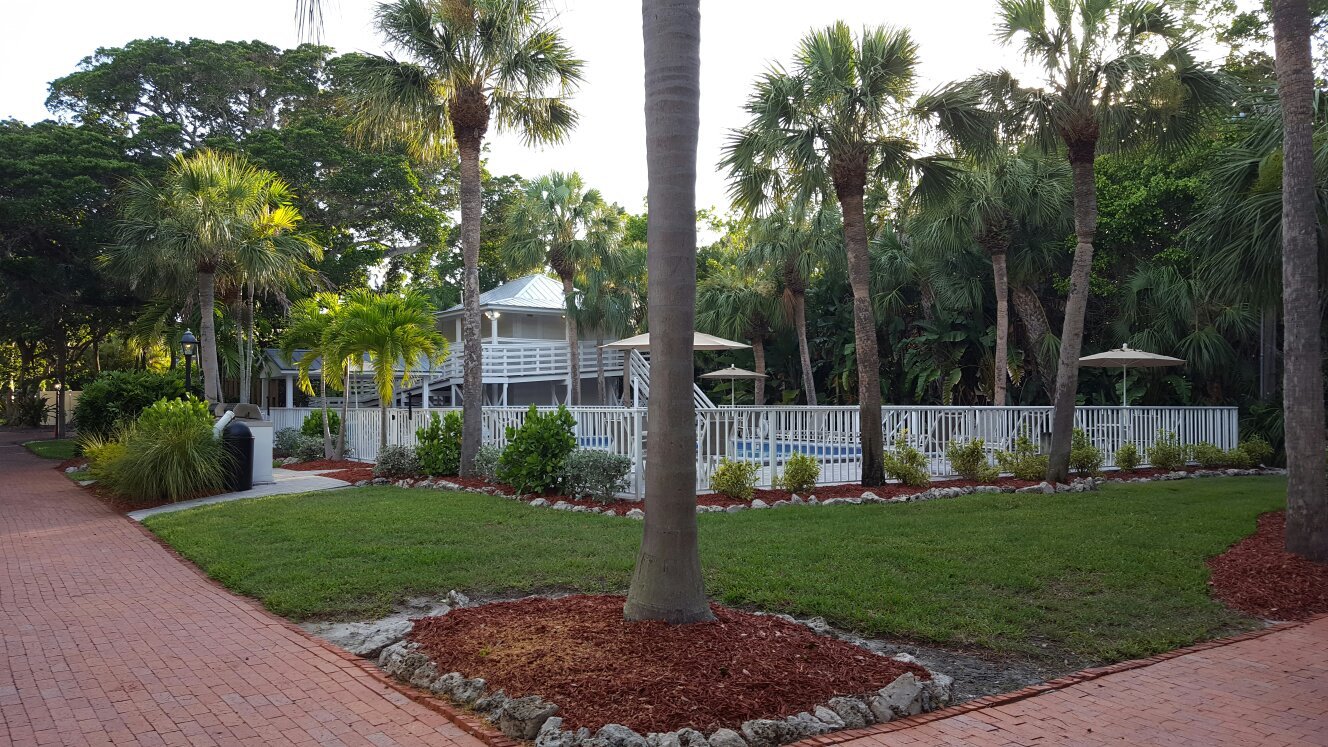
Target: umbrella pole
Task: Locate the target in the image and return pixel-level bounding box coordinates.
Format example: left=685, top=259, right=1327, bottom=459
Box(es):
left=731, top=379, right=735, bottom=408
left=1122, top=364, right=1128, bottom=408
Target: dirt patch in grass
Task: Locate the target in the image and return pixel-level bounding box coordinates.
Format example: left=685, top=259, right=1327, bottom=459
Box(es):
left=408, top=594, right=928, bottom=733
left=1208, top=510, right=1328, bottom=620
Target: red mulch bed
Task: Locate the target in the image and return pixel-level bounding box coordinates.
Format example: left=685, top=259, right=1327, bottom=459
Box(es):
left=283, top=458, right=371, bottom=471
left=695, top=475, right=1042, bottom=507
left=56, top=457, right=88, bottom=471
left=408, top=595, right=928, bottom=733
left=323, top=466, right=376, bottom=482
left=1208, top=510, right=1328, bottom=620
left=446, top=475, right=518, bottom=494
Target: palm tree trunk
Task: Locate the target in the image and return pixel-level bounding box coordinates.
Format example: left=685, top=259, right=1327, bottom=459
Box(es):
left=458, top=136, right=485, bottom=475
left=563, top=275, right=581, bottom=405
left=596, top=338, right=607, bottom=404
left=792, top=291, right=816, bottom=405
left=335, top=361, right=349, bottom=460
left=1046, top=147, right=1097, bottom=483
left=835, top=189, right=885, bottom=486
left=380, top=396, right=389, bottom=449
left=992, top=251, right=1010, bottom=406
left=197, top=271, right=221, bottom=402
left=624, top=0, right=711, bottom=624
left=320, top=373, right=333, bottom=459
left=752, top=335, right=766, bottom=406
left=1011, top=284, right=1055, bottom=401
left=1274, top=0, right=1328, bottom=561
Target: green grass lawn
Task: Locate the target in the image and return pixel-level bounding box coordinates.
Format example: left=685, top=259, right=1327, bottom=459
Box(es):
left=24, top=438, right=79, bottom=460
left=144, top=477, right=1285, bottom=663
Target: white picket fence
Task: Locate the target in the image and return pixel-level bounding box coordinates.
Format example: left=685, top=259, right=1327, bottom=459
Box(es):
left=269, top=404, right=1238, bottom=495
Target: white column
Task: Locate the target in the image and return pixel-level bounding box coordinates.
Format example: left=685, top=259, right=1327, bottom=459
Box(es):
left=285, top=375, right=294, bottom=408
left=489, top=314, right=499, bottom=342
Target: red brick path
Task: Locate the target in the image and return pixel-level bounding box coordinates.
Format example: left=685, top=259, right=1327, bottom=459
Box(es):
left=0, top=432, right=489, bottom=747
left=806, top=615, right=1328, bottom=746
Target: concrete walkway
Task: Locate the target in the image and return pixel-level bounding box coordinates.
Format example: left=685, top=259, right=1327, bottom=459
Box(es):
left=0, top=432, right=488, bottom=747
left=128, top=468, right=350, bottom=521
left=814, top=616, right=1328, bottom=747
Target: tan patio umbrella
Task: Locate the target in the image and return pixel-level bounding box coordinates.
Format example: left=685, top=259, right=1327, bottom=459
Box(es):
left=600, top=331, right=750, bottom=351
left=700, top=365, right=767, bottom=406
left=1078, top=344, right=1186, bottom=407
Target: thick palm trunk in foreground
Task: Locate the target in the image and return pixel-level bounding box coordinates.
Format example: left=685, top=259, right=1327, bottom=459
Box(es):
left=835, top=187, right=884, bottom=486
left=752, top=336, right=766, bottom=405
left=1047, top=148, right=1097, bottom=483
left=624, top=0, right=711, bottom=624
left=197, top=270, right=221, bottom=402
left=1274, top=0, right=1328, bottom=560
left=458, top=136, right=485, bottom=475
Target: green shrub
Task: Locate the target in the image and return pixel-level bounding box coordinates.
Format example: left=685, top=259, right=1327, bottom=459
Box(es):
left=883, top=433, right=931, bottom=487
left=103, top=397, right=228, bottom=503
left=415, top=411, right=463, bottom=476
left=996, top=435, right=1048, bottom=481
left=710, top=458, right=759, bottom=500
left=561, top=449, right=632, bottom=503
left=294, top=437, right=327, bottom=462
left=497, top=405, right=577, bottom=494
left=1237, top=436, right=1274, bottom=467
left=776, top=452, right=821, bottom=494
left=474, top=444, right=502, bottom=482
left=80, top=431, right=127, bottom=485
left=1115, top=442, right=1141, bottom=472
left=274, top=427, right=321, bottom=460
left=1069, top=429, right=1104, bottom=476
left=1148, top=430, right=1187, bottom=471
left=300, top=410, right=340, bottom=438
left=73, top=370, right=184, bottom=438
left=374, top=445, right=419, bottom=478
left=945, top=438, right=998, bottom=482
left=1224, top=447, right=1256, bottom=469
left=3, top=390, right=51, bottom=427
left=1192, top=442, right=1227, bottom=469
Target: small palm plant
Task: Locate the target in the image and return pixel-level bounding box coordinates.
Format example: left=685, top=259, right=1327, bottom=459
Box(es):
left=328, top=289, right=448, bottom=448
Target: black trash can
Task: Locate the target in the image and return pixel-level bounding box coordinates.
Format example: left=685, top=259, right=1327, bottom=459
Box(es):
left=222, top=419, right=254, bottom=492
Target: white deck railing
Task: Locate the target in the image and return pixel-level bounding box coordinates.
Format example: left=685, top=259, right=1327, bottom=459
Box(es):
left=269, top=404, right=1238, bottom=496
left=426, top=340, right=624, bottom=383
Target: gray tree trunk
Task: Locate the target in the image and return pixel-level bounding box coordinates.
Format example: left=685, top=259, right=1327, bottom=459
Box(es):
left=992, top=251, right=1010, bottom=406
left=752, top=335, right=766, bottom=406
left=624, top=0, right=712, bottom=624
left=596, top=338, right=607, bottom=404
left=197, top=271, right=222, bottom=403
left=563, top=275, right=582, bottom=405
left=458, top=138, right=485, bottom=476
left=335, top=362, right=349, bottom=460
left=792, top=291, right=816, bottom=405
left=1259, top=304, right=1279, bottom=401
left=1011, top=284, right=1056, bottom=400
left=1046, top=150, right=1097, bottom=483
left=836, top=191, right=885, bottom=486
left=321, top=373, right=333, bottom=459
left=1274, top=0, right=1328, bottom=560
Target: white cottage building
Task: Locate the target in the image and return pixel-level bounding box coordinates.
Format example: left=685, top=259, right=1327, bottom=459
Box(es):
left=261, top=274, right=635, bottom=409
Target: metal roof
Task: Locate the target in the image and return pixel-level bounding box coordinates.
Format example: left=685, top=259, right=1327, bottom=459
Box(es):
left=440, top=273, right=568, bottom=315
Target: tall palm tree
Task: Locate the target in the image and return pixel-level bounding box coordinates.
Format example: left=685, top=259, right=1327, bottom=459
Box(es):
left=281, top=292, right=346, bottom=458
left=345, top=0, right=583, bottom=474
left=921, top=0, right=1232, bottom=481
left=623, top=0, right=711, bottom=625
left=504, top=171, right=622, bottom=405
left=1273, top=0, right=1327, bottom=560
left=329, top=289, right=448, bottom=448
left=697, top=261, right=780, bottom=404
left=723, top=22, right=946, bottom=486
left=747, top=206, right=839, bottom=405
left=225, top=192, right=322, bottom=404
left=107, top=150, right=312, bottom=403
left=911, top=152, right=1070, bottom=405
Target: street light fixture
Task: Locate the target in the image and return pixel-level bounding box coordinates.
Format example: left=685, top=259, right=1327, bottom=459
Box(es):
left=181, top=330, right=199, bottom=396
left=53, top=381, right=64, bottom=439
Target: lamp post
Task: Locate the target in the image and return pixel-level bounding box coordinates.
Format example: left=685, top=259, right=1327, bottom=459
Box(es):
left=181, top=330, right=199, bottom=397
left=53, top=381, right=64, bottom=439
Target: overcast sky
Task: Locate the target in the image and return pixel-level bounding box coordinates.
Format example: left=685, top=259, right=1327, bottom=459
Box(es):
left=0, top=1, right=1240, bottom=213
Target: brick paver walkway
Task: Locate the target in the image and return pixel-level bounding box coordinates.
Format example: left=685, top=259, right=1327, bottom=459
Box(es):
left=0, top=431, right=488, bottom=747
left=816, top=616, right=1328, bottom=747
